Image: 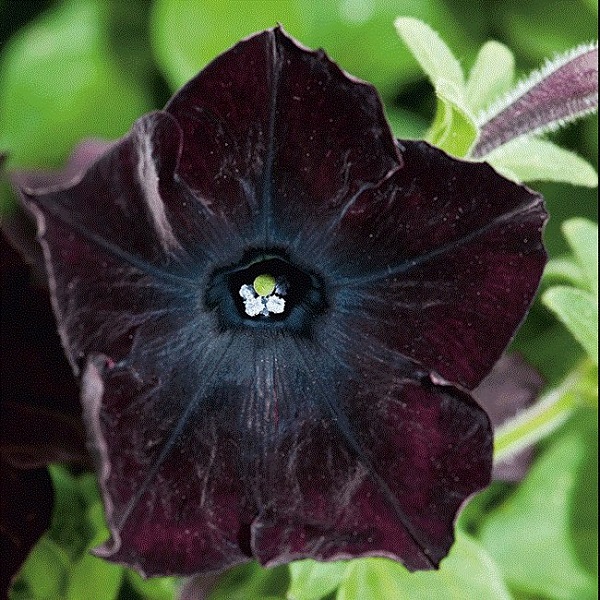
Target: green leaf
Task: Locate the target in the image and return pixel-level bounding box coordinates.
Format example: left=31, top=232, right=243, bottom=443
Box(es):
left=64, top=551, right=124, bottom=600
left=394, top=17, right=465, bottom=92
left=126, top=571, right=180, bottom=600
left=427, top=80, right=479, bottom=156
left=543, top=256, right=587, bottom=290
left=484, top=138, right=599, bottom=187
left=0, top=0, right=151, bottom=170
left=543, top=286, right=598, bottom=364
left=46, top=464, right=92, bottom=562
left=480, top=427, right=596, bottom=599
left=288, top=560, right=348, bottom=600
left=562, top=218, right=598, bottom=298
left=385, top=105, right=428, bottom=140
left=12, top=537, right=71, bottom=599
left=466, top=41, right=515, bottom=115
left=336, top=532, right=511, bottom=600
left=208, top=562, right=289, bottom=600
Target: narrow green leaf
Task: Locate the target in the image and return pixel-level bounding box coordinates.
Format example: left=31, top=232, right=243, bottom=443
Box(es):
left=427, top=80, right=479, bottom=156
left=562, top=218, right=598, bottom=298
left=466, top=41, right=515, bottom=115
left=543, top=286, right=598, bottom=364
left=336, top=533, right=511, bottom=600
left=288, top=560, right=348, bottom=600
left=394, top=17, right=465, bottom=92
left=484, top=137, right=599, bottom=187
left=481, top=429, right=596, bottom=599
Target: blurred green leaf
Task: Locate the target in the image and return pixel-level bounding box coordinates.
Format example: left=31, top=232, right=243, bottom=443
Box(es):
left=126, top=571, right=180, bottom=600
left=151, top=0, right=473, bottom=101
left=288, top=560, right=348, bottom=600
left=208, top=562, right=289, bottom=600
left=151, top=0, right=308, bottom=90
left=394, top=16, right=464, bottom=92
left=480, top=427, right=596, bottom=599
left=543, top=286, right=598, bottom=364
left=562, top=218, right=598, bottom=297
left=12, top=537, right=70, bottom=600
left=46, top=464, right=92, bottom=562
left=484, top=138, right=599, bottom=187
left=427, top=80, right=478, bottom=156
left=0, top=0, right=150, bottom=172
left=466, top=41, right=515, bottom=115
left=385, top=105, right=428, bottom=139
left=64, top=550, right=123, bottom=600
left=336, top=533, right=511, bottom=600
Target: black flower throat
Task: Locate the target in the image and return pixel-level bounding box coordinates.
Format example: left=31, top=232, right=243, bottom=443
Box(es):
left=205, top=248, right=328, bottom=334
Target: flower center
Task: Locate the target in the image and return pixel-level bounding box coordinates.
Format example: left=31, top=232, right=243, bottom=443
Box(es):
left=206, top=250, right=327, bottom=333
left=239, top=273, right=288, bottom=317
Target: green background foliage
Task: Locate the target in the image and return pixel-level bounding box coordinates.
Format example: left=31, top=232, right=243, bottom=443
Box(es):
left=0, top=1, right=597, bottom=598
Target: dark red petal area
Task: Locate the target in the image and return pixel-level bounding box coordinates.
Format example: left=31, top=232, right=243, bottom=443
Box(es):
left=165, top=27, right=401, bottom=244
left=79, top=342, right=490, bottom=575
left=330, top=141, right=547, bottom=389
left=252, top=373, right=491, bottom=570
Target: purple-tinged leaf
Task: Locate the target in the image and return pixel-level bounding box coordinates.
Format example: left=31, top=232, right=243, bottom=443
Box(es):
left=472, top=43, right=598, bottom=157
left=17, top=27, right=546, bottom=576
left=473, top=354, right=544, bottom=481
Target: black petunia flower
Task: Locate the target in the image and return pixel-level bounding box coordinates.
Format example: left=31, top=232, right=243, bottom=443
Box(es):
left=18, top=28, right=547, bottom=576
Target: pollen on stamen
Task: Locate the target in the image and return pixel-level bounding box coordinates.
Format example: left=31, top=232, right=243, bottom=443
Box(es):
left=239, top=275, right=287, bottom=317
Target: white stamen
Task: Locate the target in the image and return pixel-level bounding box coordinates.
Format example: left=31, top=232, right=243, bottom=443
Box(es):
left=239, top=277, right=287, bottom=317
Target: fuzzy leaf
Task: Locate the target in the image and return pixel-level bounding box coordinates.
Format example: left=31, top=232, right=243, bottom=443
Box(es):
left=563, top=218, right=598, bottom=297
left=484, top=137, right=598, bottom=186
left=394, top=17, right=465, bottom=92
left=543, top=286, right=598, bottom=364
left=466, top=41, right=515, bottom=115
left=544, top=257, right=587, bottom=289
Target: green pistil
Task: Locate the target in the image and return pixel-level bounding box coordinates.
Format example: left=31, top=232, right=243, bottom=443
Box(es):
left=253, top=273, right=276, bottom=297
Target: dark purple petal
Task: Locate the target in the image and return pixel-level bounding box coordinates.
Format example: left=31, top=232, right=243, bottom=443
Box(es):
left=472, top=44, right=599, bottom=157
left=0, top=461, right=54, bottom=599
left=330, top=140, right=547, bottom=389
left=80, top=345, right=490, bottom=575
left=17, top=27, right=543, bottom=576
left=473, top=353, right=544, bottom=481
left=165, top=28, right=401, bottom=245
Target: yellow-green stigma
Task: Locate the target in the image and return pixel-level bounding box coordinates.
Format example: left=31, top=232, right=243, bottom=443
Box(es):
left=253, top=273, right=276, bottom=297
